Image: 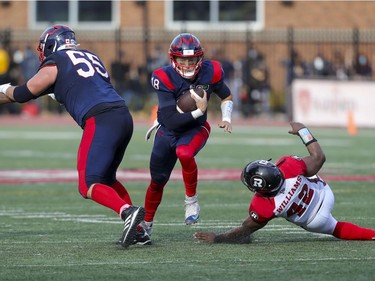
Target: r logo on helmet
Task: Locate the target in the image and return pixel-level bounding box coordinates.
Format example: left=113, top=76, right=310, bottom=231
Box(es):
left=251, top=176, right=266, bottom=189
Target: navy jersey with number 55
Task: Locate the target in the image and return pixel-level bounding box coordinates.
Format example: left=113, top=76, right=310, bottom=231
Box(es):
left=40, top=49, right=124, bottom=127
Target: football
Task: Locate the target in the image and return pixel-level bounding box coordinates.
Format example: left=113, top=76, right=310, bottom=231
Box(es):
left=176, top=88, right=206, bottom=113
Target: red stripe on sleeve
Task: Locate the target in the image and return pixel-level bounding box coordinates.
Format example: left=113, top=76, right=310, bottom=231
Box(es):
left=154, top=69, right=175, bottom=90
left=211, top=60, right=223, bottom=84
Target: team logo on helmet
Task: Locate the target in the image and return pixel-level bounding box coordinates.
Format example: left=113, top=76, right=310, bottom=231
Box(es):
left=174, top=34, right=201, bottom=49
left=250, top=176, right=266, bottom=189
left=241, top=159, right=285, bottom=196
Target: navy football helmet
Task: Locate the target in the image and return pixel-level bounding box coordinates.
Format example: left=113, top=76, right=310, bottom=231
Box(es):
left=169, top=33, right=204, bottom=79
left=241, top=160, right=284, bottom=196
left=37, top=25, right=79, bottom=62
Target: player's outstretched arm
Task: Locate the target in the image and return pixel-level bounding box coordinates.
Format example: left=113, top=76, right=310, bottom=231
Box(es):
left=0, top=66, right=57, bottom=105
left=194, top=216, right=266, bottom=244
left=288, top=121, right=326, bottom=176
left=0, top=83, right=14, bottom=105
left=218, top=96, right=233, bottom=133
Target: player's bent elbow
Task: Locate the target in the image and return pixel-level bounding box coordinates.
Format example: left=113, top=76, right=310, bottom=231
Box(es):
left=315, top=151, right=326, bottom=167
left=320, top=153, right=326, bottom=164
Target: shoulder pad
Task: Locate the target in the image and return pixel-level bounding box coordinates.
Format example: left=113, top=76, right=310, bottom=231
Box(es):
left=152, top=68, right=175, bottom=90
left=202, top=60, right=223, bottom=84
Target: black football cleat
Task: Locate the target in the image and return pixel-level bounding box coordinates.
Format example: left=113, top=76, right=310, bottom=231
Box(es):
left=133, top=228, right=152, bottom=246
left=119, top=206, right=145, bottom=249
left=116, top=227, right=152, bottom=246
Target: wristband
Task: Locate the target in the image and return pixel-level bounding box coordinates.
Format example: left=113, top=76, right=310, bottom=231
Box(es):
left=13, top=83, right=36, bottom=103
left=298, top=127, right=317, bottom=146
left=0, top=83, right=11, bottom=94
left=191, top=108, right=204, bottom=119
left=221, top=100, right=233, bottom=123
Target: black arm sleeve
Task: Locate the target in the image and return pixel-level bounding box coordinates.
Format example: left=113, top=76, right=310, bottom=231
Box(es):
left=13, top=83, right=37, bottom=103
left=159, top=104, right=201, bottom=131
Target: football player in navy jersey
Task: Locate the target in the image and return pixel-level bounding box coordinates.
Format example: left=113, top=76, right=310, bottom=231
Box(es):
left=0, top=25, right=148, bottom=248
left=194, top=122, right=375, bottom=243
left=141, top=33, right=234, bottom=235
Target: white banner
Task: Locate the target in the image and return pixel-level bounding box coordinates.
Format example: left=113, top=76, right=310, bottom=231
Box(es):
left=292, top=79, right=375, bottom=128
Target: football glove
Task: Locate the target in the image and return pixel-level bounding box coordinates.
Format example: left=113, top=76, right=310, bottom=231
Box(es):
left=145, top=120, right=160, bottom=141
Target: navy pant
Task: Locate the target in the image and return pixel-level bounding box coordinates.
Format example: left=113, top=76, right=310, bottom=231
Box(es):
left=77, top=107, right=133, bottom=197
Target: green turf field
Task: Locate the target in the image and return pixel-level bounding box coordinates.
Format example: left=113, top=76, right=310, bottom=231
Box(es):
left=0, top=120, right=374, bottom=281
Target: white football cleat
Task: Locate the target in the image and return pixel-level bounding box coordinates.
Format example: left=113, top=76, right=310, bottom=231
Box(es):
left=184, top=194, right=200, bottom=225
left=140, top=220, right=154, bottom=236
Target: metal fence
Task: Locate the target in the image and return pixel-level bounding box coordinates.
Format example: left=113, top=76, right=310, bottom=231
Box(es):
left=1, top=27, right=375, bottom=117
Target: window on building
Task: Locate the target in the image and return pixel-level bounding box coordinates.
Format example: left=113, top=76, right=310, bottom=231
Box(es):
left=78, top=1, right=112, bottom=22
left=173, top=1, right=210, bottom=21
left=36, top=1, right=69, bottom=23
left=31, top=0, right=117, bottom=29
left=167, top=0, right=263, bottom=30
left=219, top=1, right=257, bottom=21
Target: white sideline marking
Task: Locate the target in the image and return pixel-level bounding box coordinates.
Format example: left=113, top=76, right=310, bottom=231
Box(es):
left=0, top=208, right=372, bottom=229
left=1, top=169, right=375, bottom=183
left=0, top=169, right=243, bottom=182
left=1, top=256, right=374, bottom=268
left=0, top=131, right=80, bottom=139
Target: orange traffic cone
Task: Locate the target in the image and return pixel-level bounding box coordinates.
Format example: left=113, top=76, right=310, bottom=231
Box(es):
left=347, top=111, right=357, bottom=136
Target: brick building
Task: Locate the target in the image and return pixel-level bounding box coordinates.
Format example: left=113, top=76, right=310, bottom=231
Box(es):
left=0, top=1, right=374, bottom=113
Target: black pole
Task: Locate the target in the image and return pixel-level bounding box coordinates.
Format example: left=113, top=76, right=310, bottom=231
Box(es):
left=352, top=27, right=359, bottom=72
left=142, top=1, right=150, bottom=64
left=286, top=26, right=294, bottom=121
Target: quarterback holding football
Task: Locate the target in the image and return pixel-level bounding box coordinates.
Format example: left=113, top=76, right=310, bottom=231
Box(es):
left=141, top=33, right=233, bottom=238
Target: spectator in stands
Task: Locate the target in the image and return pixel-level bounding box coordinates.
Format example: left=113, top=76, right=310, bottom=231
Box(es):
left=0, top=42, right=20, bottom=114
left=311, top=51, right=334, bottom=77
left=18, top=45, right=42, bottom=116
left=354, top=54, right=372, bottom=78
left=212, top=48, right=235, bottom=83
left=241, top=47, right=271, bottom=117
left=147, top=44, right=169, bottom=75
left=282, top=48, right=311, bottom=86
left=122, top=63, right=151, bottom=112
left=19, top=45, right=40, bottom=81
left=212, top=48, right=241, bottom=117
left=0, top=43, right=10, bottom=77
left=331, top=49, right=351, bottom=80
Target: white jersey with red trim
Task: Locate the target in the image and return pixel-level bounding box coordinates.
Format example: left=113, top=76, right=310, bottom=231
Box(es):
left=248, top=156, right=328, bottom=228
left=273, top=175, right=326, bottom=226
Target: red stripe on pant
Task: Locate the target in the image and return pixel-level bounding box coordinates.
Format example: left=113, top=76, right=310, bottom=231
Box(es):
left=77, top=117, right=96, bottom=198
